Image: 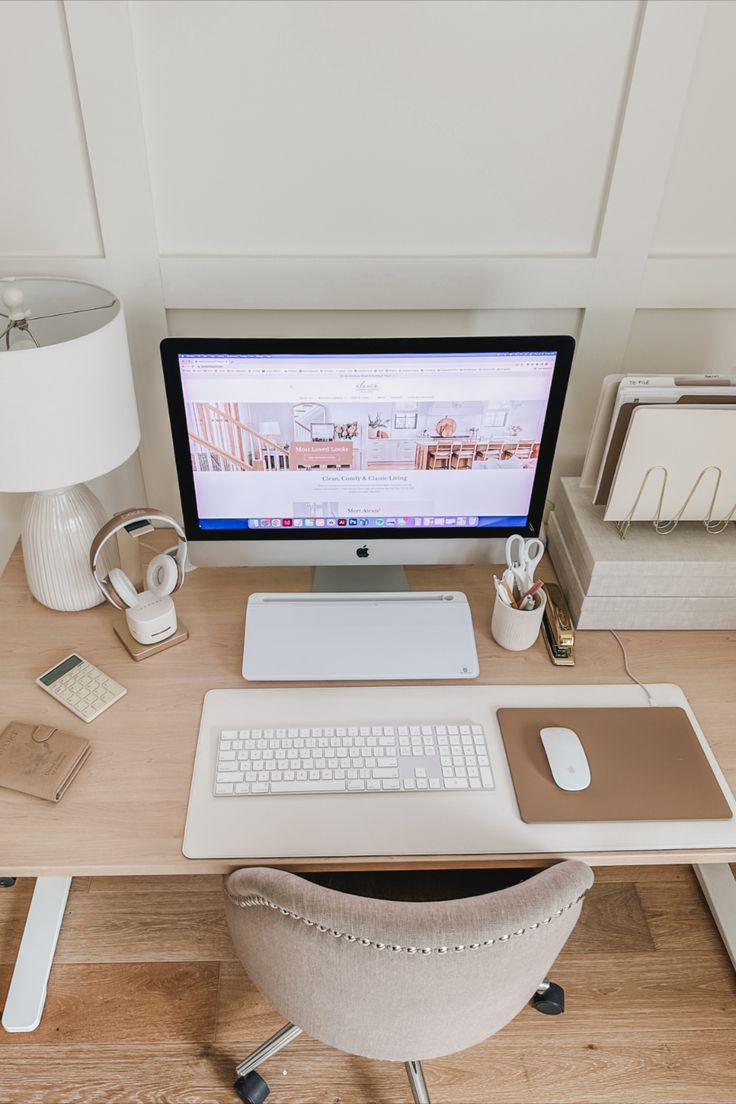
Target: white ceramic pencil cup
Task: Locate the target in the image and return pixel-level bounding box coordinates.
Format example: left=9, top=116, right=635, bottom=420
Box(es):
left=491, top=588, right=547, bottom=651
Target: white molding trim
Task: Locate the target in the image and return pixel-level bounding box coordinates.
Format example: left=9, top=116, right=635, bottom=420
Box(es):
left=4, top=254, right=736, bottom=314
left=63, top=0, right=175, bottom=515
left=557, top=0, right=709, bottom=463
left=157, top=254, right=736, bottom=313
left=158, top=256, right=594, bottom=312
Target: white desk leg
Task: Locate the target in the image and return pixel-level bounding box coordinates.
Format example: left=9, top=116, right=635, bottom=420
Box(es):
left=693, top=863, right=736, bottom=973
left=2, top=875, right=72, bottom=1033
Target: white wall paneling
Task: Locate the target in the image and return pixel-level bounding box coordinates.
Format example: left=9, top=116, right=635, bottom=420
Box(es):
left=64, top=0, right=175, bottom=515
left=652, top=0, right=736, bottom=256
left=131, top=0, right=640, bottom=258
left=560, top=0, right=708, bottom=482
left=1, top=0, right=736, bottom=573
left=0, top=1, right=102, bottom=257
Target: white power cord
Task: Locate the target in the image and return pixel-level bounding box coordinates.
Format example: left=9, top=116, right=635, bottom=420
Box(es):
left=610, top=630, right=656, bottom=707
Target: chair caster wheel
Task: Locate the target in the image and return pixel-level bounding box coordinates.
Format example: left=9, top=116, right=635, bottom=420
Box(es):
left=532, top=981, right=565, bottom=1015
left=234, top=1070, right=270, bottom=1104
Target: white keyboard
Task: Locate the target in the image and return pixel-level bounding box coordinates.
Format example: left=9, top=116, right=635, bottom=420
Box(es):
left=214, top=722, right=494, bottom=796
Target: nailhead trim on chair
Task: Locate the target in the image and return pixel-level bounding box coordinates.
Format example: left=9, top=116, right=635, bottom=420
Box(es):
left=224, top=887, right=588, bottom=955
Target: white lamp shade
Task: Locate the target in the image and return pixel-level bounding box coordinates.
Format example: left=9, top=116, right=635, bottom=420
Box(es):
left=0, top=278, right=140, bottom=491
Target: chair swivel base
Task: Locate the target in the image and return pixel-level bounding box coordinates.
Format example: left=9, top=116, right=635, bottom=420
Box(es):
left=234, top=1070, right=270, bottom=1104
left=531, top=979, right=565, bottom=1015
left=233, top=1021, right=432, bottom=1103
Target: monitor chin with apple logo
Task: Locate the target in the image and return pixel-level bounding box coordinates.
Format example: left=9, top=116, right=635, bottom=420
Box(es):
left=161, top=334, right=574, bottom=592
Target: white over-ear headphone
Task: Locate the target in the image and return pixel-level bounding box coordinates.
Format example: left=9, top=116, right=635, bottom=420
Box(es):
left=90, top=509, right=187, bottom=644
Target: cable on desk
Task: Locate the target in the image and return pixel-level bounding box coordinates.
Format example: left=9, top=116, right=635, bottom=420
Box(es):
left=610, top=630, right=656, bottom=707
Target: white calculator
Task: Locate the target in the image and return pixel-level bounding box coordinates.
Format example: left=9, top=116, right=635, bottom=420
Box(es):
left=36, top=653, right=127, bottom=723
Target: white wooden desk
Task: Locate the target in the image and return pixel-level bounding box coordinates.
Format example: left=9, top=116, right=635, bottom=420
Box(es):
left=2, top=546, right=735, bottom=1028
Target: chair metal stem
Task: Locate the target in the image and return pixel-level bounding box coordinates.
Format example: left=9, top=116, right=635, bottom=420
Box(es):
left=405, top=1059, right=431, bottom=1103
left=236, top=1022, right=302, bottom=1077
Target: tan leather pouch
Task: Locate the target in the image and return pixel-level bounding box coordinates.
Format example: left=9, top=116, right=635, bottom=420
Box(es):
left=0, top=721, right=91, bottom=803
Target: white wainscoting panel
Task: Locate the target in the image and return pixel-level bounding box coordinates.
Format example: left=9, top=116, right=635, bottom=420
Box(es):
left=131, top=0, right=639, bottom=256
left=623, top=309, right=736, bottom=375
left=652, top=0, right=736, bottom=256
left=0, top=0, right=101, bottom=257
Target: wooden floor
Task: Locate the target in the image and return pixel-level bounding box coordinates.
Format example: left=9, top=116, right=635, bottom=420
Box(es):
left=1, top=866, right=735, bottom=1104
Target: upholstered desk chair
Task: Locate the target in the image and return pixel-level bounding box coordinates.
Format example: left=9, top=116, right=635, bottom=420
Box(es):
left=224, top=860, right=593, bottom=1103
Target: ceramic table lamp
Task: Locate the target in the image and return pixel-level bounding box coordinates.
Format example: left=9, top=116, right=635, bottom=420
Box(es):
left=0, top=277, right=141, bottom=611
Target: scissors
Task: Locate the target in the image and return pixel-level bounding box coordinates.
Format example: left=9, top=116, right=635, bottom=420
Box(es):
left=504, top=534, right=544, bottom=593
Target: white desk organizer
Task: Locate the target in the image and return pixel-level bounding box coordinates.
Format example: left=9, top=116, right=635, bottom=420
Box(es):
left=603, top=407, right=736, bottom=538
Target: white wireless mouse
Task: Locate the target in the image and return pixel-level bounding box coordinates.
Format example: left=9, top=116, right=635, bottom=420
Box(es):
left=540, top=727, right=591, bottom=792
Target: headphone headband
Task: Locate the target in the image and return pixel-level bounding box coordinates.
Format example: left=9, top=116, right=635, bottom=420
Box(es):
left=90, top=508, right=187, bottom=610
left=89, top=508, right=186, bottom=574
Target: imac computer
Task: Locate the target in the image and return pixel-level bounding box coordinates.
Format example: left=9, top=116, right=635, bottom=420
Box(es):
left=161, top=336, right=574, bottom=590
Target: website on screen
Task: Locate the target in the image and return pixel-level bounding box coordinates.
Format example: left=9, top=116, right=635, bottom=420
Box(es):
left=178, top=351, right=556, bottom=530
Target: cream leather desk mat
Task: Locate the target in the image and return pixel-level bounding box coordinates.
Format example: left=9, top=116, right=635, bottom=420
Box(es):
left=497, top=707, right=732, bottom=823
left=184, top=684, right=736, bottom=859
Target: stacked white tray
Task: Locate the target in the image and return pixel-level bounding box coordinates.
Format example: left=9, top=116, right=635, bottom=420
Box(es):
left=548, top=478, right=736, bottom=629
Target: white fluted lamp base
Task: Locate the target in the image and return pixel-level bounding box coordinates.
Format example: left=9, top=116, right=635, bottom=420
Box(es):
left=21, top=485, right=111, bottom=611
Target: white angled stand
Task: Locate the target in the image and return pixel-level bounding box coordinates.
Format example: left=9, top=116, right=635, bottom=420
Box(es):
left=2, top=876, right=72, bottom=1033
left=693, top=864, right=736, bottom=972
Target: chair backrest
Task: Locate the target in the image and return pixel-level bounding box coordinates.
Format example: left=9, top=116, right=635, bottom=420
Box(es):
left=224, top=860, right=593, bottom=1063
left=430, top=442, right=454, bottom=458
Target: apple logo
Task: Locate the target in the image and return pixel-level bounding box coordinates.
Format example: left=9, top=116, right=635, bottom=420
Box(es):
left=356, top=545, right=370, bottom=559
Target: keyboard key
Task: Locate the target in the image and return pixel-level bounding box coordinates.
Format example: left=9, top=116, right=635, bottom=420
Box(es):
left=445, top=778, right=469, bottom=789
left=215, top=783, right=234, bottom=794
left=218, top=771, right=244, bottom=783
left=271, top=780, right=346, bottom=793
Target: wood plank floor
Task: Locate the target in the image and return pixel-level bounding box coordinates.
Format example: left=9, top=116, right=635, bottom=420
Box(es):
left=1, top=866, right=735, bottom=1103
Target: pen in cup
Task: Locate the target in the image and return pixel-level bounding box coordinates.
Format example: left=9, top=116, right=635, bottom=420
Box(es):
left=493, top=574, right=517, bottom=608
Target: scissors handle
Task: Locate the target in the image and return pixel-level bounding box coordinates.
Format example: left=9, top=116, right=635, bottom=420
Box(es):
left=522, top=539, right=544, bottom=584
left=505, top=534, right=526, bottom=568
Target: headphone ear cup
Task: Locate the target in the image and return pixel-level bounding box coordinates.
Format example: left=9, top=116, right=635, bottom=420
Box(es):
left=107, top=567, right=140, bottom=609
left=146, top=553, right=179, bottom=597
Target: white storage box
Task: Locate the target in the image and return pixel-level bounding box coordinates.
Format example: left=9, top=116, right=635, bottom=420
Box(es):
left=548, top=478, right=736, bottom=629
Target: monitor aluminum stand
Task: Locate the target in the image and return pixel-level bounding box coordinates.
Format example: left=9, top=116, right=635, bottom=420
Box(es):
left=312, top=564, right=410, bottom=592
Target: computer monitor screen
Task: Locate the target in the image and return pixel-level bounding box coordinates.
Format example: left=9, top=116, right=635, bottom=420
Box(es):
left=162, top=337, right=574, bottom=548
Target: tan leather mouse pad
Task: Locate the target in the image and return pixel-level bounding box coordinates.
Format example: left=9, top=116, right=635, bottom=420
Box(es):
left=496, top=708, right=733, bottom=823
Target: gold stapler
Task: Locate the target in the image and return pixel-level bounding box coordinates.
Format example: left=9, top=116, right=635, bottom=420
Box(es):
left=542, top=582, right=575, bottom=666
